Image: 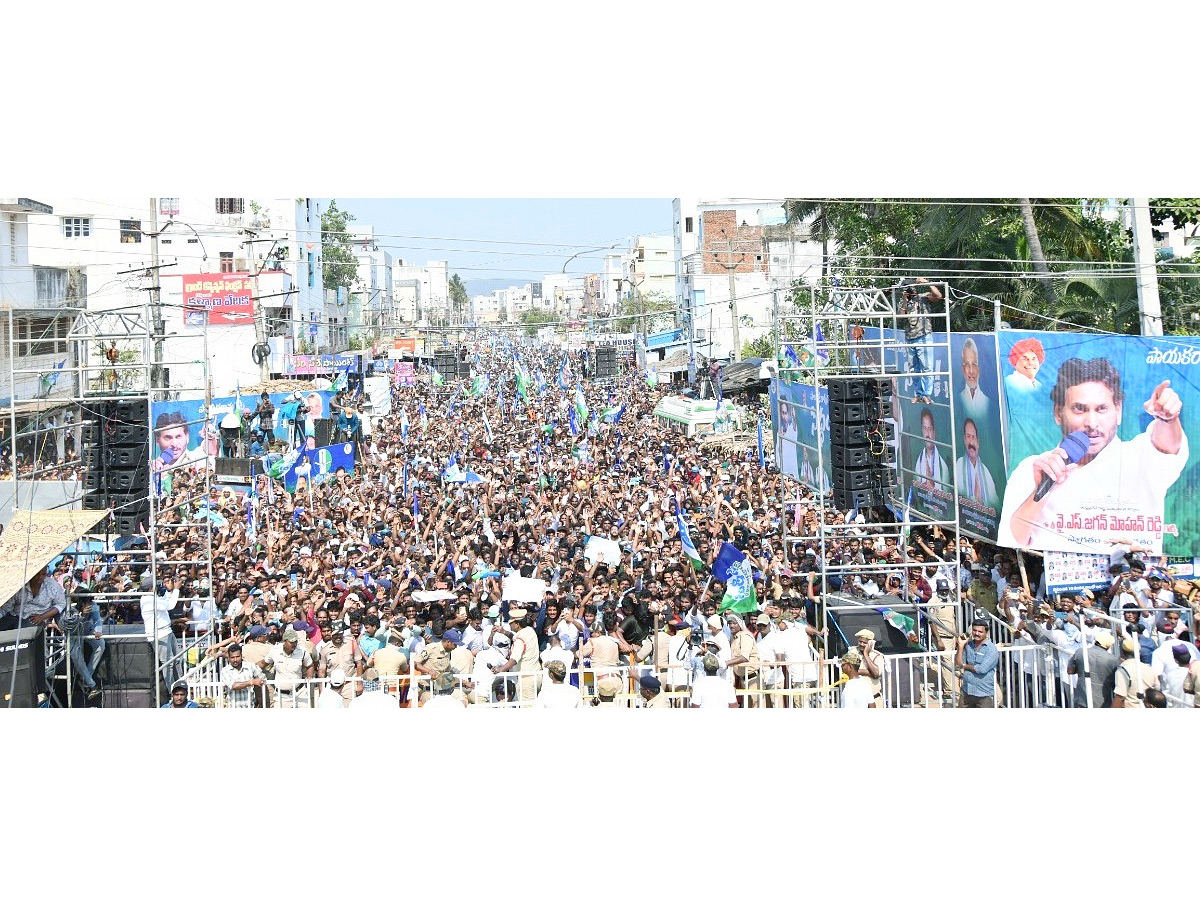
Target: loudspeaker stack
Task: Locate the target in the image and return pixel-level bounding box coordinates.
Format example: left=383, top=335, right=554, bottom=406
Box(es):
left=433, top=350, right=460, bottom=383
left=594, top=346, right=617, bottom=379
left=829, top=378, right=896, bottom=513
left=80, top=397, right=150, bottom=536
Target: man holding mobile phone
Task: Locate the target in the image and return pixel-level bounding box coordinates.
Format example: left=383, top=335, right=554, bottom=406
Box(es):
left=854, top=628, right=884, bottom=705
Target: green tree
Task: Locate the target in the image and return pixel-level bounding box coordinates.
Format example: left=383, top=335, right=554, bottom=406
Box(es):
left=449, top=274, right=469, bottom=323
left=519, top=308, right=556, bottom=336
left=614, top=289, right=675, bottom=333
left=741, top=333, right=775, bottom=359
left=320, top=200, right=358, bottom=296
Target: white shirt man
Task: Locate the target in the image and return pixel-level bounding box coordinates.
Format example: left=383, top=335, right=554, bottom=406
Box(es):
left=779, top=618, right=819, bottom=686
left=1151, top=634, right=1199, bottom=681
left=689, top=662, right=738, bottom=709
left=1, top=572, right=67, bottom=624
left=998, top=425, right=1188, bottom=555
left=534, top=664, right=583, bottom=708
left=754, top=618, right=784, bottom=689
left=317, top=670, right=348, bottom=708
left=472, top=637, right=509, bottom=703
left=914, top=444, right=950, bottom=491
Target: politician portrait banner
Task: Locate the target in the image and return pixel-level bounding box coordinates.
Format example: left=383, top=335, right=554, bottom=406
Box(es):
left=948, top=332, right=1006, bottom=542
left=771, top=379, right=831, bottom=493
left=997, top=330, right=1200, bottom=556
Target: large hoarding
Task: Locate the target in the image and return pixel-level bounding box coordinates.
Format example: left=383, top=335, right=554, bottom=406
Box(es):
left=182, top=274, right=254, bottom=326
left=997, top=330, right=1200, bottom=556
left=772, top=379, right=831, bottom=493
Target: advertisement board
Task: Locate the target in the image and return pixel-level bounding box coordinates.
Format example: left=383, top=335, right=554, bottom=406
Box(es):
left=282, top=442, right=355, bottom=493
left=283, top=354, right=357, bottom=376
left=182, top=274, right=255, bottom=326
left=997, top=331, right=1200, bottom=556
left=947, top=332, right=1007, bottom=542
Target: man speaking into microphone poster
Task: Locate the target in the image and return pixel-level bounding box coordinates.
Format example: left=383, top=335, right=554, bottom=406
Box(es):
left=997, top=331, right=1198, bottom=556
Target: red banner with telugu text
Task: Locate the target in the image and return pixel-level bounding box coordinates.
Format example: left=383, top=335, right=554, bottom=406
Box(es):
left=182, top=273, right=255, bottom=326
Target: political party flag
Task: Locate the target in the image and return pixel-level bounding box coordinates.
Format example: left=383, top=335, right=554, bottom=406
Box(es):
left=483, top=411, right=494, bottom=444
left=39, top=359, right=66, bottom=394
left=675, top=498, right=704, bottom=571
left=716, top=369, right=723, bottom=408
left=601, top=404, right=624, bottom=424
left=402, top=460, right=408, bottom=498
left=515, top=364, right=531, bottom=399
left=814, top=322, right=830, bottom=365
left=332, top=371, right=348, bottom=392
left=430, top=365, right=445, bottom=387
left=573, top=384, right=589, bottom=421
left=418, top=401, right=428, bottom=432
left=557, top=356, right=570, bottom=390
left=568, top=405, right=579, bottom=436
left=712, top=541, right=758, bottom=614
left=783, top=341, right=800, bottom=368
left=645, top=368, right=658, bottom=387
left=412, top=491, right=419, bottom=520
left=757, top=416, right=765, bottom=469
left=470, top=372, right=489, bottom=397
left=876, top=607, right=917, bottom=642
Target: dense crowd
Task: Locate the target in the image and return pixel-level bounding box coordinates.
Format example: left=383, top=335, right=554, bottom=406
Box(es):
left=32, top=339, right=1200, bottom=708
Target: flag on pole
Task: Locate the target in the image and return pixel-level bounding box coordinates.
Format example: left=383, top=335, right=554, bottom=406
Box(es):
left=875, top=607, right=917, bottom=643
left=814, top=322, right=830, bottom=365
left=557, top=356, right=570, bottom=390
left=675, top=498, right=704, bottom=571
left=645, top=367, right=658, bottom=387
left=573, top=384, right=588, bottom=421
left=716, top=369, right=723, bottom=409
left=430, top=365, right=445, bottom=387
left=757, top=416, right=766, bottom=469
left=498, top=387, right=506, bottom=417
left=568, top=405, right=578, bottom=436
left=483, top=411, right=494, bottom=444
left=412, top=491, right=419, bottom=521
left=712, top=542, right=758, bottom=614
left=418, top=401, right=428, bottom=432
left=515, top=364, right=530, bottom=399
left=470, top=372, right=489, bottom=397
left=39, top=359, right=66, bottom=395
left=402, top=460, right=408, bottom=498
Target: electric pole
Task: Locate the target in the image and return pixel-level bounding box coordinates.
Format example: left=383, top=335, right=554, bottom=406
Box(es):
left=149, top=198, right=165, bottom=389
left=712, top=231, right=745, bottom=361
left=1130, top=198, right=1164, bottom=336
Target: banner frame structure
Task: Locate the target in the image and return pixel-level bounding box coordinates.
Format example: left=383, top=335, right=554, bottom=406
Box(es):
left=773, top=283, right=965, bottom=673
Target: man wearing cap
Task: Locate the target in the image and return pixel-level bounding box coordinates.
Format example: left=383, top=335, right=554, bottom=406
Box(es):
left=1150, top=624, right=1198, bottom=682
left=220, top=643, right=265, bottom=709
left=853, top=629, right=885, bottom=705
left=1112, top=638, right=1157, bottom=708
left=318, top=669, right=348, bottom=708
left=161, top=682, right=199, bottom=709
left=639, top=673, right=671, bottom=709
left=689, top=653, right=738, bottom=709
left=1066, top=630, right=1119, bottom=708
left=261, top=628, right=315, bottom=708
left=318, top=623, right=364, bottom=703
left=492, top=607, right=542, bottom=705
left=954, top=622, right=998, bottom=707
left=534, top=660, right=583, bottom=708
left=368, top=629, right=407, bottom=682
left=444, top=628, right=475, bottom=693
left=839, top=650, right=876, bottom=708
left=593, top=679, right=621, bottom=708
left=472, top=631, right=510, bottom=704
left=1160, top=645, right=1193, bottom=707
left=725, top=615, right=760, bottom=707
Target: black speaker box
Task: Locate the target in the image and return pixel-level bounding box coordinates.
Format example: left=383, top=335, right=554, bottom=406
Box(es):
left=595, top=347, right=617, bottom=379
left=82, top=492, right=109, bottom=511
left=457, top=361, right=472, bottom=379
left=832, top=468, right=873, bottom=491
left=214, top=457, right=256, bottom=482
left=869, top=399, right=893, bottom=420
left=107, top=469, right=148, bottom=493
left=0, top=627, right=41, bottom=707
left=108, top=424, right=149, bottom=447
left=830, top=423, right=867, bottom=447
left=81, top=423, right=102, bottom=446
left=100, top=688, right=155, bottom=709
left=82, top=448, right=103, bottom=469
left=833, top=488, right=882, bottom=512
left=115, top=512, right=149, bottom=537
left=107, top=398, right=148, bottom=424
left=102, top=628, right=157, bottom=687
left=107, top=445, right=148, bottom=468
left=830, top=400, right=865, bottom=424
left=832, top=445, right=871, bottom=468
left=83, top=470, right=104, bottom=493
left=828, top=380, right=865, bottom=402
left=313, top=417, right=333, bottom=447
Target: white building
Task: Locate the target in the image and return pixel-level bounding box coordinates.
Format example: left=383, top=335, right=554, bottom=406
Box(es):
left=472, top=293, right=502, bottom=324
left=0, top=197, right=78, bottom=406
left=349, top=226, right=394, bottom=339
left=393, top=259, right=450, bottom=324
left=25, top=197, right=328, bottom=395
left=672, top=198, right=823, bottom=360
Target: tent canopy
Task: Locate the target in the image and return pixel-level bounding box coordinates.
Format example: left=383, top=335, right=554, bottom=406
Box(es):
left=0, top=508, right=109, bottom=605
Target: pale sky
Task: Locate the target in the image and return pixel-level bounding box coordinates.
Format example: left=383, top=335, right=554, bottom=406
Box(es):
left=338, top=198, right=672, bottom=290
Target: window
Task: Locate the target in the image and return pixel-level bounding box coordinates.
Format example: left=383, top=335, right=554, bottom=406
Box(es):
left=219, top=251, right=235, bottom=273
left=685, top=216, right=693, bottom=234
left=215, top=198, right=244, bottom=215
left=62, top=217, right=91, bottom=238
left=159, top=198, right=180, bottom=218
left=161, top=239, right=172, bottom=244
left=15, top=316, right=69, bottom=357
left=119, top=219, right=142, bottom=243
left=8, top=221, right=15, bottom=263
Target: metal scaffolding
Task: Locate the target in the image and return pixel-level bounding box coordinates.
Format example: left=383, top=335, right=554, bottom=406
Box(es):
left=4, top=301, right=213, bottom=707
left=774, top=283, right=965, bottom=704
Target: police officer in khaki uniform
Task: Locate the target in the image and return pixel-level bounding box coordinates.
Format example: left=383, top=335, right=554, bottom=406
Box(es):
left=493, top=607, right=541, bottom=705
left=639, top=673, right=672, bottom=708
left=854, top=628, right=885, bottom=707
left=726, top=614, right=760, bottom=707
left=261, top=628, right=315, bottom=708
left=318, top=623, right=364, bottom=702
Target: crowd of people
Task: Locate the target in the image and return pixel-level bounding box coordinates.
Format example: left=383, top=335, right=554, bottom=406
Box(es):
left=23, top=338, right=1200, bottom=709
